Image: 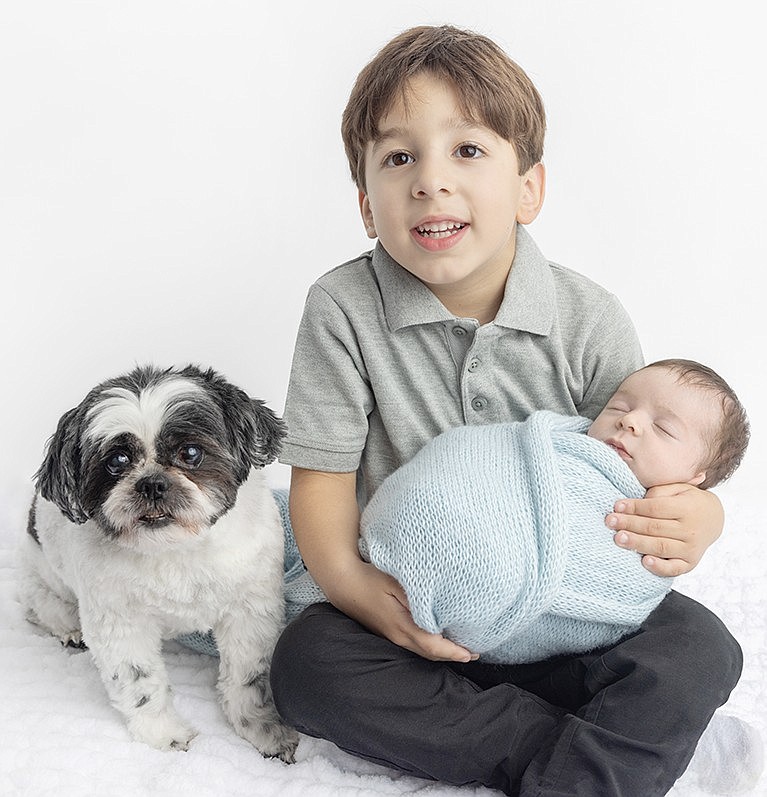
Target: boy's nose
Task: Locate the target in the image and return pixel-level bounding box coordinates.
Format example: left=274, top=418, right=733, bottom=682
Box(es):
left=411, top=157, right=454, bottom=198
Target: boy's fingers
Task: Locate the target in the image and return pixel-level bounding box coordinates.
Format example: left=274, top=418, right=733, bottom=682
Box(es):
left=419, top=640, right=476, bottom=663
left=406, top=627, right=477, bottom=663
left=641, top=555, right=694, bottom=578
left=607, top=511, right=683, bottom=541
left=613, top=530, right=703, bottom=573
left=613, top=530, right=680, bottom=560
left=380, top=591, right=477, bottom=662
left=612, top=483, right=705, bottom=526
left=611, top=496, right=681, bottom=524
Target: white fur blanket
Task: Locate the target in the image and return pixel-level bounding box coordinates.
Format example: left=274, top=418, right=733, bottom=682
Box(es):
left=1, top=478, right=764, bottom=797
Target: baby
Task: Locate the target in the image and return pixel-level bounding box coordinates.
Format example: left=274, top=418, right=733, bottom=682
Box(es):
left=359, top=359, right=749, bottom=663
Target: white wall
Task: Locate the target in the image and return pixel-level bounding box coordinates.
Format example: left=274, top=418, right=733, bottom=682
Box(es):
left=2, top=1, right=764, bottom=512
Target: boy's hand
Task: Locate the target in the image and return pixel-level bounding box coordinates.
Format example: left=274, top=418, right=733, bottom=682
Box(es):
left=605, top=483, right=724, bottom=577
left=289, top=467, right=477, bottom=662
left=340, top=561, right=478, bottom=663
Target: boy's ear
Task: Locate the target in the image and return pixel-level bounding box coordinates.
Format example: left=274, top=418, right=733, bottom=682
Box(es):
left=358, top=191, right=378, bottom=239
left=516, top=162, right=546, bottom=225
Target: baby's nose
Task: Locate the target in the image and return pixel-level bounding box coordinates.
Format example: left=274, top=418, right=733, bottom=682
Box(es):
left=619, top=413, right=640, bottom=433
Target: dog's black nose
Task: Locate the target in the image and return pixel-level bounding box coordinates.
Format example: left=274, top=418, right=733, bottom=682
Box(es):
left=135, top=474, right=171, bottom=501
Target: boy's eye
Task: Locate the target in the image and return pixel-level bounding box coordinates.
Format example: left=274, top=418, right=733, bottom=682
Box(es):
left=455, top=144, right=482, bottom=159
left=384, top=151, right=414, bottom=167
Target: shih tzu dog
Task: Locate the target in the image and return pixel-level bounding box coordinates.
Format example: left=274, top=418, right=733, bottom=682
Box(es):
left=17, top=364, right=299, bottom=762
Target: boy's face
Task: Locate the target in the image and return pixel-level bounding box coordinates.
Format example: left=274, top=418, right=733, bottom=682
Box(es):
left=587, top=366, right=715, bottom=489
left=358, top=72, right=544, bottom=318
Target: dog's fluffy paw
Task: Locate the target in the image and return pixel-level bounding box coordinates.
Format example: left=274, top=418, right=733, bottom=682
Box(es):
left=128, top=712, right=198, bottom=752
left=239, top=718, right=300, bottom=764
left=61, top=631, right=87, bottom=650
left=23, top=608, right=85, bottom=650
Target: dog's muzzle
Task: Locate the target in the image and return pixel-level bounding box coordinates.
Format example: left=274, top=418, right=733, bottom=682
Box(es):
left=135, top=474, right=174, bottom=527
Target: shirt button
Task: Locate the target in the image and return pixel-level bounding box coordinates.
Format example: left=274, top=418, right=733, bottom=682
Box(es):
left=471, top=396, right=488, bottom=411
left=452, top=326, right=467, bottom=337
left=468, top=358, right=480, bottom=372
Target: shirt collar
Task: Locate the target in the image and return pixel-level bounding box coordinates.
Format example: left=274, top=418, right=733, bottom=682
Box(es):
left=372, top=244, right=455, bottom=330
left=373, top=225, right=555, bottom=335
left=494, top=225, right=555, bottom=335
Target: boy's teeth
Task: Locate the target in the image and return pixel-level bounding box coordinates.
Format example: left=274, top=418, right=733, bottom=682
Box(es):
left=416, top=221, right=465, bottom=237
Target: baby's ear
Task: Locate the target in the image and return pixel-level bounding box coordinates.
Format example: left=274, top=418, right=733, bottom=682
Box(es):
left=690, top=471, right=707, bottom=488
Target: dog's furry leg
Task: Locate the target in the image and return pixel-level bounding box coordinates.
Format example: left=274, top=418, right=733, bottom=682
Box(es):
left=214, top=606, right=299, bottom=763
left=82, top=611, right=197, bottom=751
left=17, top=534, right=84, bottom=648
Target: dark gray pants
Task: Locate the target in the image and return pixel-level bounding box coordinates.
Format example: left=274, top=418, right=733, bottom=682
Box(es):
left=270, top=591, right=742, bottom=796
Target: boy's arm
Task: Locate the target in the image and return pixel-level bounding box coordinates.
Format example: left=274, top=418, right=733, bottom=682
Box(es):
left=289, top=466, right=477, bottom=662
left=606, top=483, right=724, bottom=577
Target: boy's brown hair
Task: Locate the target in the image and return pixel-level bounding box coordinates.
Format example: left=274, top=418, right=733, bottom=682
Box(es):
left=341, top=25, right=546, bottom=191
left=645, top=359, right=750, bottom=489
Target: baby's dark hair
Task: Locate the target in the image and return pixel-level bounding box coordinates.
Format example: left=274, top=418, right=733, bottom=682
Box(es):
left=645, top=359, right=749, bottom=489
left=341, top=25, right=546, bottom=191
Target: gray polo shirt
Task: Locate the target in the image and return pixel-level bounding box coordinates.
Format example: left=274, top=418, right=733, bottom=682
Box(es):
left=281, top=225, right=643, bottom=506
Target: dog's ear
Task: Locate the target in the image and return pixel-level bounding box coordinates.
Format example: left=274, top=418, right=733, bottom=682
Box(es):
left=196, top=368, right=287, bottom=478
left=245, top=398, right=287, bottom=469
left=34, top=405, right=89, bottom=524
left=222, top=388, right=286, bottom=478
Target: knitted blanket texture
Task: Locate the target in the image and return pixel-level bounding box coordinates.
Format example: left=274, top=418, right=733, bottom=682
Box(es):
left=360, top=411, right=672, bottom=663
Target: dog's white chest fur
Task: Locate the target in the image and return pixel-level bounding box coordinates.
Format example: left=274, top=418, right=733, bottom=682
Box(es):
left=27, top=474, right=284, bottom=636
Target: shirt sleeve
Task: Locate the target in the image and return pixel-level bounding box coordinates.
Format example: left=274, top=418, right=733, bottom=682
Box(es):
left=577, top=294, right=644, bottom=420
left=279, top=283, right=374, bottom=472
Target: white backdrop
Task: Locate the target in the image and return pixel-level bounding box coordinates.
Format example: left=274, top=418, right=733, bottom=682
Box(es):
left=1, top=5, right=766, bottom=796
left=2, top=0, right=765, bottom=507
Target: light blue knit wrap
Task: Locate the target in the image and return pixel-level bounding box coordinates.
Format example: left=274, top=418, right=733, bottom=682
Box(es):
left=360, top=411, right=672, bottom=663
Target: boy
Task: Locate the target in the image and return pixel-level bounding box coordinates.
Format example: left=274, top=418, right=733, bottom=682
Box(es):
left=271, top=25, right=754, bottom=796
left=360, top=359, right=750, bottom=665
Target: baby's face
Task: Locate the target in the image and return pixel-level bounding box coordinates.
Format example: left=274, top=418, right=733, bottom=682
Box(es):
left=588, top=366, right=715, bottom=488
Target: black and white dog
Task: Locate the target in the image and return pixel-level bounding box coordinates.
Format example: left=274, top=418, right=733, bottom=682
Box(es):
left=17, top=365, right=299, bottom=761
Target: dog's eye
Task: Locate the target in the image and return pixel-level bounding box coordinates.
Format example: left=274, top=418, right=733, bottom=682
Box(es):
left=178, top=445, right=204, bottom=468
left=105, top=451, right=131, bottom=476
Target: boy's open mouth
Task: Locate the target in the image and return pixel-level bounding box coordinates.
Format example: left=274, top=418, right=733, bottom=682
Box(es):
left=415, top=221, right=467, bottom=239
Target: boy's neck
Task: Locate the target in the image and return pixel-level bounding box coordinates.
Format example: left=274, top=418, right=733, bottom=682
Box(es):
left=432, top=284, right=505, bottom=326
left=428, top=261, right=512, bottom=326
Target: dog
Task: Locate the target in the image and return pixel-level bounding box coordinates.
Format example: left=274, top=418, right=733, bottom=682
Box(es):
left=17, top=364, right=299, bottom=762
